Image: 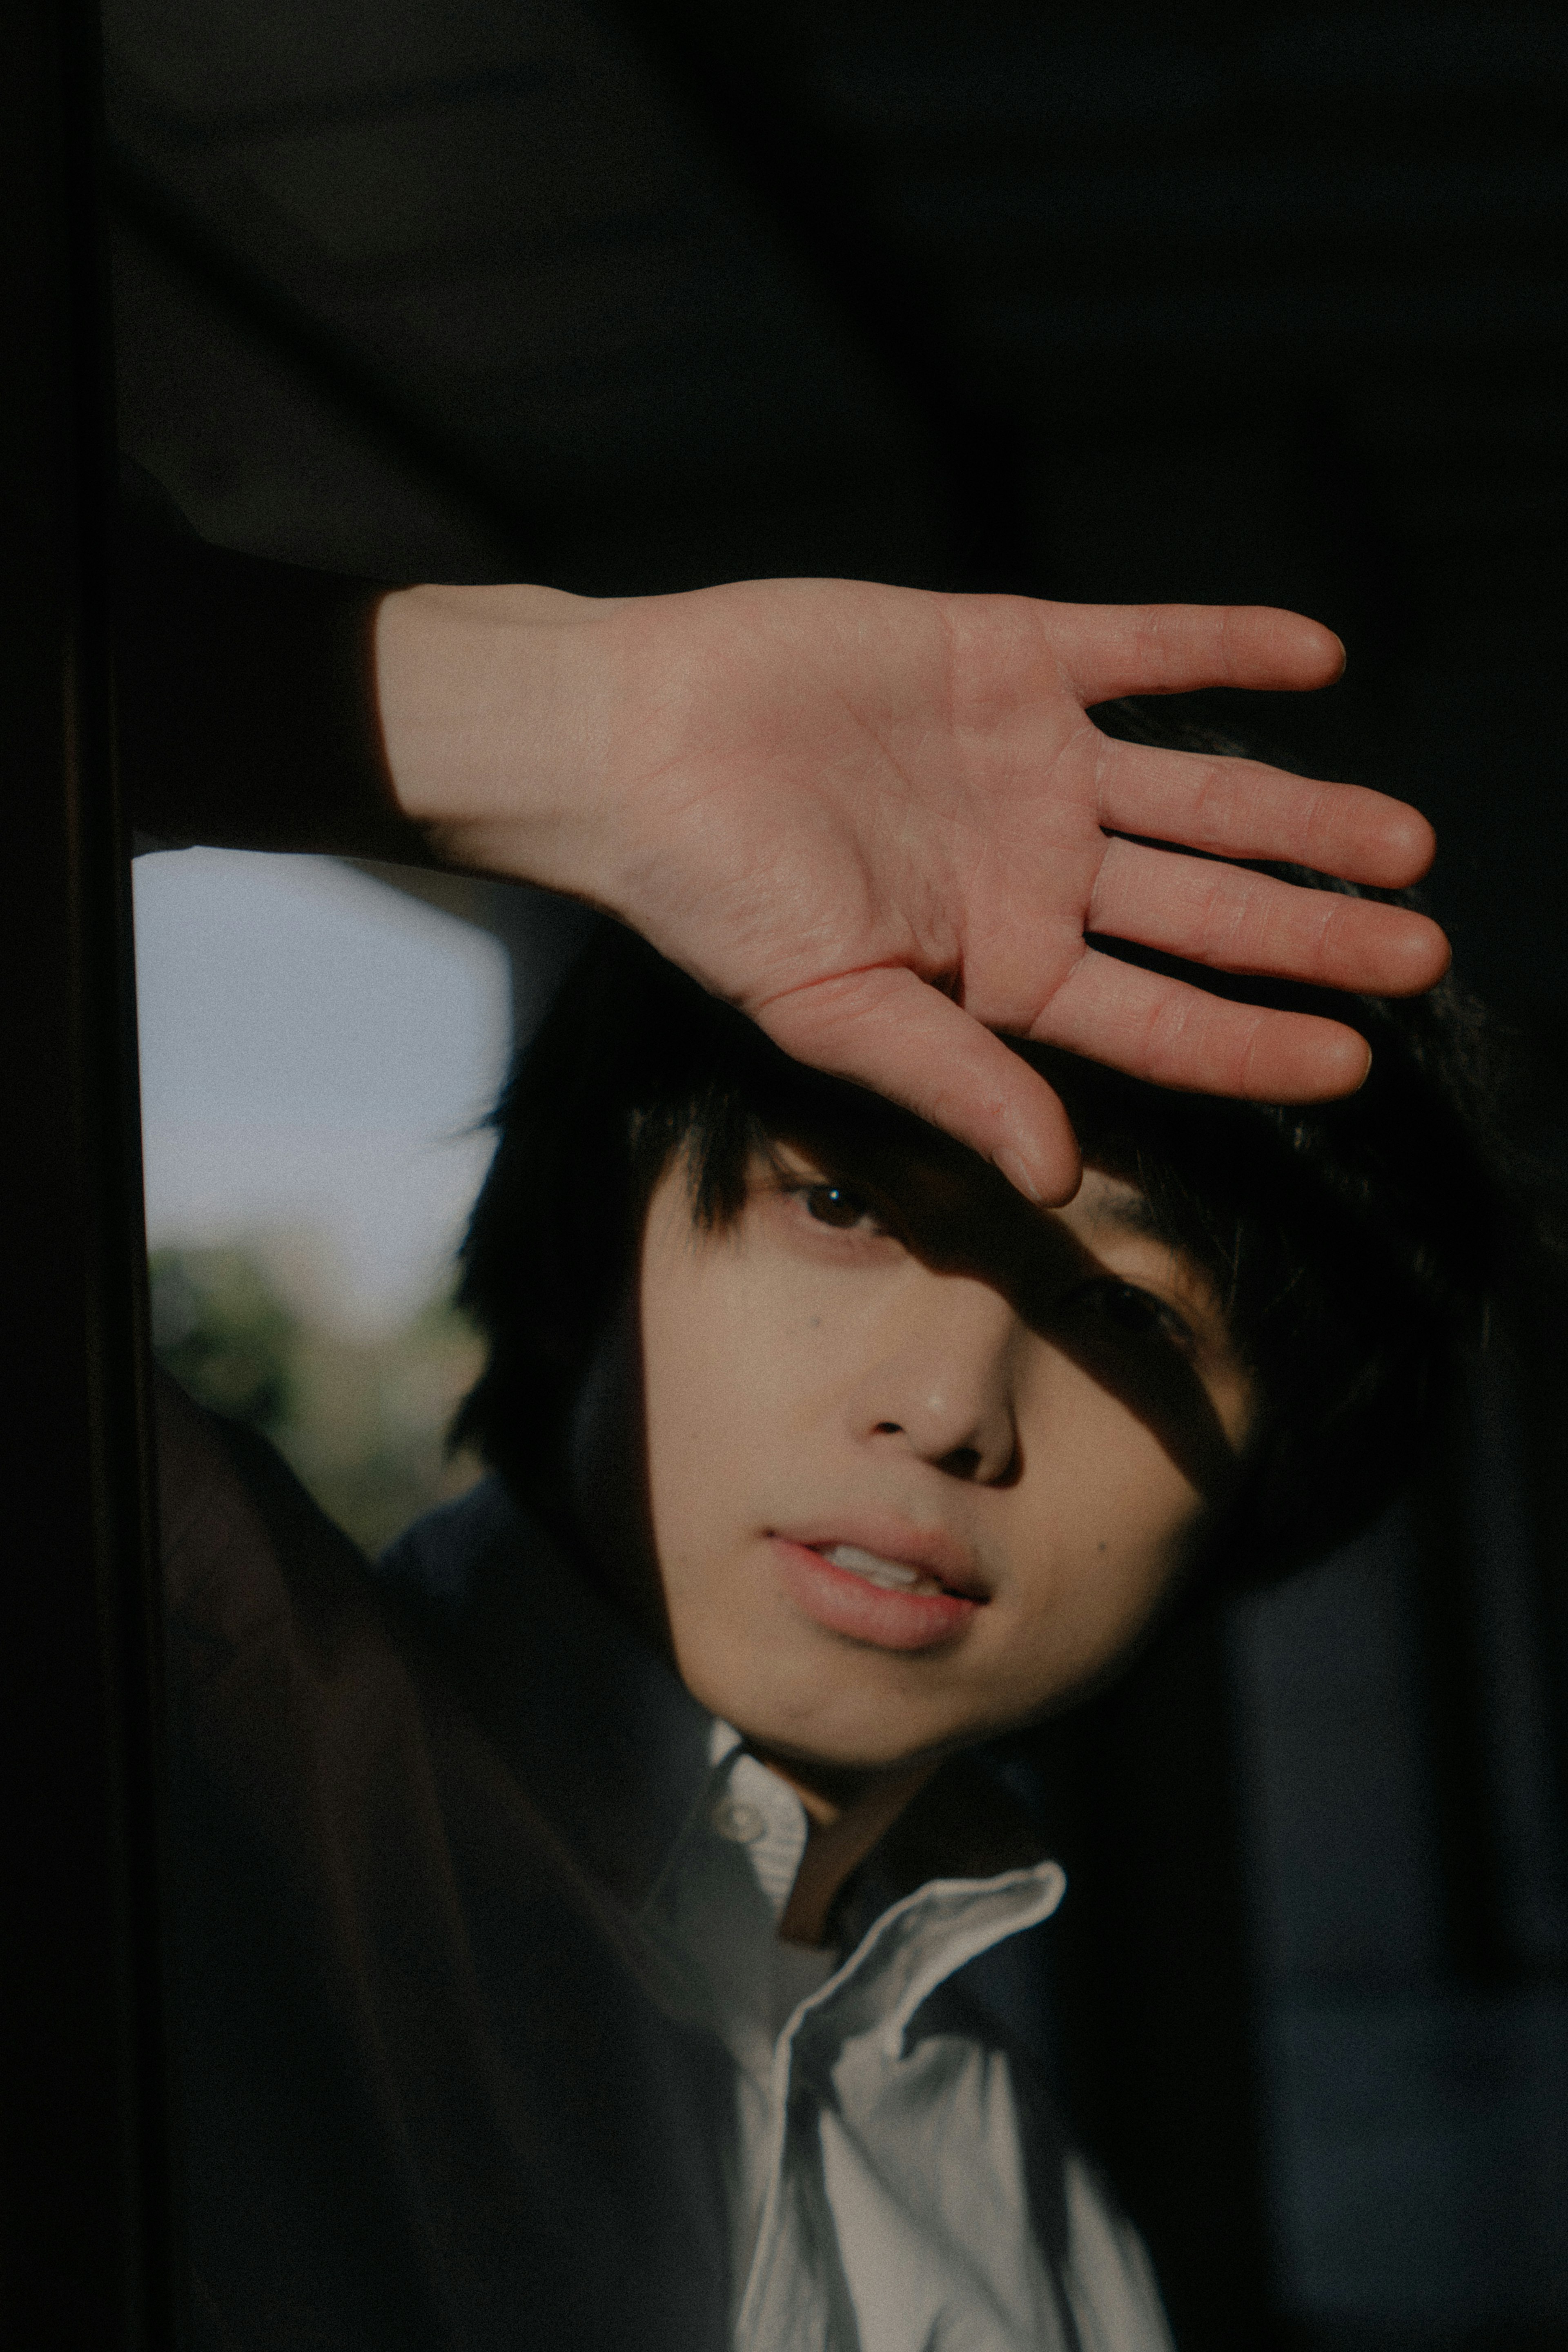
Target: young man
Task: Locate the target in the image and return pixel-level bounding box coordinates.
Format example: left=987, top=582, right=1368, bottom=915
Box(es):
left=160, top=716, right=1498, bottom=2350
left=124, top=473, right=1464, bottom=2346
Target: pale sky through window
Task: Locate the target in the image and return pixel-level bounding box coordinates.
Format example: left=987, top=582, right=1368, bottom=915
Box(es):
left=133, top=849, right=511, bottom=1333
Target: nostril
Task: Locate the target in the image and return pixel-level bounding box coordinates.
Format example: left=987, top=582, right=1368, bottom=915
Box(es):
left=940, top=1446, right=983, bottom=1480
left=873, top=1421, right=903, bottom=1436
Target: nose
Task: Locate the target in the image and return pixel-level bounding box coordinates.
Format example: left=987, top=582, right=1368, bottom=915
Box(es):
left=844, top=1273, right=1020, bottom=1483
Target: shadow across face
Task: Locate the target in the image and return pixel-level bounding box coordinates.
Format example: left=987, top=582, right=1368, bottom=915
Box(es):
left=563, top=1099, right=1256, bottom=1676
left=769, top=1112, right=1251, bottom=1511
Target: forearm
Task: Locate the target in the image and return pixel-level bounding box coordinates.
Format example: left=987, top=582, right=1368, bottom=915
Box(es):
left=371, top=579, right=621, bottom=891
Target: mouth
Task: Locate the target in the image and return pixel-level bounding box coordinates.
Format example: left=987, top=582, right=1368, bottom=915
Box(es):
left=814, top=1541, right=980, bottom=1599
left=766, top=1524, right=989, bottom=1652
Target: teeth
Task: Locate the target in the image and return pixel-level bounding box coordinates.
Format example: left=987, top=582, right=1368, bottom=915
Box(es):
left=822, top=1543, right=942, bottom=1594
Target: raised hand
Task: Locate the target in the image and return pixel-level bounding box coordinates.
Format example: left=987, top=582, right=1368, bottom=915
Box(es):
left=376, top=575, right=1447, bottom=1204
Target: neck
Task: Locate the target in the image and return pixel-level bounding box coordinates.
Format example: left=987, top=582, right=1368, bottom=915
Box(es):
left=748, top=1748, right=938, bottom=1947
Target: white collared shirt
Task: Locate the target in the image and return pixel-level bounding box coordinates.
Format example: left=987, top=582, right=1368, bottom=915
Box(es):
left=382, top=1479, right=1176, bottom=2352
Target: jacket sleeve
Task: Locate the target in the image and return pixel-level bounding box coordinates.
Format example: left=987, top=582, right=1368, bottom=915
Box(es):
left=116, top=462, right=430, bottom=863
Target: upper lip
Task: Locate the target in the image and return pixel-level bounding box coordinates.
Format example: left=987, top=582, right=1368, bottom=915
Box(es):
left=769, top=1513, right=991, bottom=1602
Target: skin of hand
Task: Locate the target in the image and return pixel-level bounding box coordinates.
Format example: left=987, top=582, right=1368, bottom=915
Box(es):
left=374, top=575, right=1449, bottom=1204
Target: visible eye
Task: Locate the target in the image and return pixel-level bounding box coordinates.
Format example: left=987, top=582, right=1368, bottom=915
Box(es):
left=800, top=1182, right=876, bottom=1231
left=1069, top=1277, right=1195, bottom=1355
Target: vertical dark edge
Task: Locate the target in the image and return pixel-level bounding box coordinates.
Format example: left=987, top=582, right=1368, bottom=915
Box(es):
left=1033, top=1605, right=1281, bottom=2352
left=1408, top=1358, right=1514, bottom=1986
left=1503, top=1269, right=1568, bottom=1971
left=0, top=0, right=177, bottom=2345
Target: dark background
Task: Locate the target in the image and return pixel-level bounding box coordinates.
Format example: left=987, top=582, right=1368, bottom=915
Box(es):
left=102, top=3, right=1568, bottom=2345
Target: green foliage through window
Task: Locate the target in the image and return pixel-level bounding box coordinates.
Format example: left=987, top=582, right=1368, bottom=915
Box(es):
left=149, top=1245, right=485, bottom=1556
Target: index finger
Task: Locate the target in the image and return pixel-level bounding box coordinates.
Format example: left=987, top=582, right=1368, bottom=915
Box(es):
left=1039, top=600, right=1346, bottom=704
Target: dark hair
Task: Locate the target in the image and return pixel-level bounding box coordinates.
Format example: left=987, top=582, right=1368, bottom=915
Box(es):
left=453, top=704, right=1513, bottom=1586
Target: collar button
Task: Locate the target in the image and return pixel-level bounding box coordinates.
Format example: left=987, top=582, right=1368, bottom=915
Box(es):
left=709, top=1795, right=767, bottom=1844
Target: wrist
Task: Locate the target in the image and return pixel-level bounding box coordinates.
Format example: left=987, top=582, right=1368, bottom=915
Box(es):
left=373, top=580, right=623, bottom=893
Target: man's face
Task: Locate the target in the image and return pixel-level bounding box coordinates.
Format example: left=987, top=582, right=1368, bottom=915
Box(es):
left=567, top=1126, right=1257, bottom=1773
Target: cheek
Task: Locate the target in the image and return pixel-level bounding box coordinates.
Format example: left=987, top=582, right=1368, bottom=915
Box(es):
left=638, top=1191, right=885, bottom=1484
left=637, top=1235, right=808, bottom=1551
left=639, top=1288, right=717, bottom=1556
left=1031, top=1353, right=1207, bottom=1527
left=1005, top=1369, right=1210, bottom=1672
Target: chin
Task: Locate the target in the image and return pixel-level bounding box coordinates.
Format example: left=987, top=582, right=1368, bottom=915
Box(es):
left=679, top=1624, right=976, bottom=1770
left=726, top=1684, right=959, bottom=1775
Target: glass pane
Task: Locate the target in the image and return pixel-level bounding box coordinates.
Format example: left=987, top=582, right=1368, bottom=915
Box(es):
left=106, top=4, right=1568, bottom=2345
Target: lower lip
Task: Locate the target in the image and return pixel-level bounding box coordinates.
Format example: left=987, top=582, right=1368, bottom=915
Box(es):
left=768, top=1538, right=980, bottom=1652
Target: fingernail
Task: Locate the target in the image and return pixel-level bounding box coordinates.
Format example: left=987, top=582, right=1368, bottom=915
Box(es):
left=998, top=1144, right=1083, bottom=1206
left=993, top=1145, right=1044, bottom=1204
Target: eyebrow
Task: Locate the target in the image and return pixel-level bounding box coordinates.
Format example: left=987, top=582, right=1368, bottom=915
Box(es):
left=1078, top=1184, right=1162, bottom=1239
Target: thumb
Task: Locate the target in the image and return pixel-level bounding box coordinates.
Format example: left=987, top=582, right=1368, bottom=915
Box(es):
left=753, top=964, right=1081, bottom=1205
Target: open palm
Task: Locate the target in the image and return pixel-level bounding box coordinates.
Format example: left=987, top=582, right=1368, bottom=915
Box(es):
left=390, top=574, right=1446, bottom=1204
